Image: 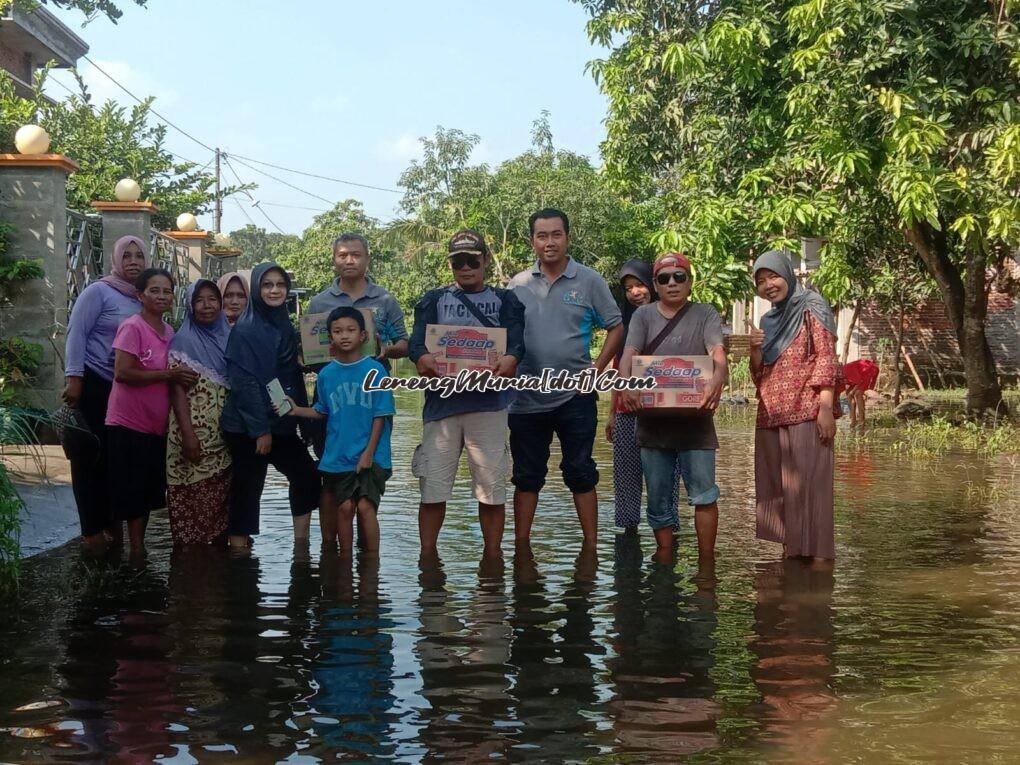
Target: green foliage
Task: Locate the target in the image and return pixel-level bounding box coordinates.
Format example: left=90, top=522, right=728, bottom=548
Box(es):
left=0, top=462, right=20, bottom=596
left=0, top=71, right=241, bottom=228
left=0, top=339, right=42, bottom=405
left=892, top=416, right=1019, bottom=456
left=2, top=0, right=145, bottom=23
left=226, top=224, right=300, bottom=271
left=577, top=0, right=1019, bottom=410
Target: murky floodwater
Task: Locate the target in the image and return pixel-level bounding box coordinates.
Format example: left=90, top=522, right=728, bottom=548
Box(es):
left=1, top=392, right=1018, bottom=763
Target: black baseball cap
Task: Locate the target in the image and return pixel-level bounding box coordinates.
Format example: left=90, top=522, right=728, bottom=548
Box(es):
left=448, top=229, right=488, bottom=256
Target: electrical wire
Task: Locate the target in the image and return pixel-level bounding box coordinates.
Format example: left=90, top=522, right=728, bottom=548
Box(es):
left=226, top=152, right=402, bottom=194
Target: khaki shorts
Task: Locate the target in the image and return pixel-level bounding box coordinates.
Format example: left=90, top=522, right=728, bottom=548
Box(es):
left=412, top=409, right=510, bottom=505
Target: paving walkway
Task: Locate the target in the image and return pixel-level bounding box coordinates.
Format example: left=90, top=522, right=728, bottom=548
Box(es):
left=2, top=446, right=80, bottom=557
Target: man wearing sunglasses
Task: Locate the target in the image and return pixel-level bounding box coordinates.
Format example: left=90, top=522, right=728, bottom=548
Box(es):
left=618, top=252, right=727, bottom=563
left=408, top=229, right=526, bottom=558
left=507, top=208, right=624, bottom=549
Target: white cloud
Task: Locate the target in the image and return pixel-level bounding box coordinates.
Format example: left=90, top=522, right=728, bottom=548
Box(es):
left=45, top=59, right=179, bottom=109
left=376, top=133, right=422, bottom=163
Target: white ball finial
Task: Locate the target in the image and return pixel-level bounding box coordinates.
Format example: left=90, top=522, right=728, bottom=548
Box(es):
left=15, top=124, right=50, bottom=155
left=213, top=232, right=231, bottom=247
left=176, top=213, right=198, bottom=232
left=114, top=178, right=141, bottom=202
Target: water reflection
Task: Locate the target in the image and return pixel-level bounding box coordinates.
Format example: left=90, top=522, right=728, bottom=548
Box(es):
left=750, top=559, right=836, bottom=762
left=608, top=535, right=720, bottom=757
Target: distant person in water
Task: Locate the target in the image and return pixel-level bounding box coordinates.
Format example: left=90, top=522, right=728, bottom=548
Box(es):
left=750, top=250, right=841, bottom=563
left=280, top=307, right=395, bottom=555
left=106, top=268, right=198, bottom=559
left=843, top=358, right=880, bottom=427
left=216, top=271, right=249, bottom=326
left=220, top=262, right=320, bottom=550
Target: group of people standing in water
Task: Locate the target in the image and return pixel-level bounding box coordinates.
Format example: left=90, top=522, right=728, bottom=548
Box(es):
left=61, top=207, right=842, bottom=566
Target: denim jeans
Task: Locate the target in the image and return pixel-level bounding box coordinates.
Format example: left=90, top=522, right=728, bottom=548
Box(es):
left=640, top=447, right=720, bottom=530
left=509, top=393, right=599, bottom=494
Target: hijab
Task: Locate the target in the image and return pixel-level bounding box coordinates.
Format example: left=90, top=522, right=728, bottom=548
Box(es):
left=216, top=271, right=250, bottom=323
left=224, top=262, right=297, bottom=386
left=101, top=235, right=148, bottom=298
left=615, top=259, right=657, bottom=364
left=753, top=249, right=838, bottom=366
left=169, top=279, right=232, bottom=387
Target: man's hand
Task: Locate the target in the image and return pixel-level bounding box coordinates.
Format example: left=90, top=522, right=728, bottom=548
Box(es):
left=816, top=408, right=836, bottom=445
left=620, top=389, right=643, bottom=412
left=374, top=334, right=387, bottom=361
left=183, top=433, right=203, bottom=464
left=62, top=376, right=83, bottom=407
left=256, top=433, right=272, bottom=455
left=356, top=450, right=374, bottom=473
left=492, top=355, right=518, bottom=378
left=416, top=353, right=441, bottom=378
left=699, top=376, right=725, bottom=411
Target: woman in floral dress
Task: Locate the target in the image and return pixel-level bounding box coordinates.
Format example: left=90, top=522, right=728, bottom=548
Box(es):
left=167, top=279, right=233, bottom=544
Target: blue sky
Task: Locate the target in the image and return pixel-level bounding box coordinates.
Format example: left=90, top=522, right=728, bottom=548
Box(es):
left=45, top=0, right=609, bottom=235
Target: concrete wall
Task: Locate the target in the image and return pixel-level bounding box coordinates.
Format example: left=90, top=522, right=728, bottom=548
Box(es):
left=0, top=161, right=71, bottom=410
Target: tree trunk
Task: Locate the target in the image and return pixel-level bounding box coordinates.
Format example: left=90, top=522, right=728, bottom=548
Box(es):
left=892, top=293, right=906, bottom=406
left=902, top=222, right=1004, bottom=415
left=841, top=298, right=862, bottom=364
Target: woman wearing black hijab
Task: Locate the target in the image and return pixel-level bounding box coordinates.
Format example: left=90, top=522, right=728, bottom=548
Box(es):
left=608, top=260, right=681, bottom=533
left=220, top=262, right=320, bottom=549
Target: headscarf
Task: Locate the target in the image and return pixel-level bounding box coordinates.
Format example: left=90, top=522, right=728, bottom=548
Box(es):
left=169, top=279, right=232, bottom=387
left=224, top=262, right=297, bottom=387
left=615, top=259, right=657, bottom=364
left=101, top=235, right=148, bottom=298
left=216, top=271, right=250, bottom=307
left=753, top=250, right=838, bottom=366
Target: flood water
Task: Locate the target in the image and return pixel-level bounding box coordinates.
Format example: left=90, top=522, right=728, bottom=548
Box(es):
left=1, top=392, right=1019, bottom=763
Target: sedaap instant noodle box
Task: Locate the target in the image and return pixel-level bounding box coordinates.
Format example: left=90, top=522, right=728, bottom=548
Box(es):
left=632, top=355, right=714, bottom=414
left=300, top=309, right=377, bottom=366
left=425, top=324, right=507, bottom=377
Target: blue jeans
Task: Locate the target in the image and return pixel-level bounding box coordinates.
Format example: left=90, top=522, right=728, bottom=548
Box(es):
left=509, top=394, right=598, bottom=494
left=640, top=448, right=720, bottom=530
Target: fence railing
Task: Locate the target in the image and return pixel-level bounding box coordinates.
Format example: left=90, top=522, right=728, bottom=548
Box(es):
left=150, top=229, right=193, bottom=322
left=66, top=209, right=104, bottom=314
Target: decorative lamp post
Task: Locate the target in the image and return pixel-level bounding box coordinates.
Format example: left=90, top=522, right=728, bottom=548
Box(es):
left=14, top=125, right=51, bottom=155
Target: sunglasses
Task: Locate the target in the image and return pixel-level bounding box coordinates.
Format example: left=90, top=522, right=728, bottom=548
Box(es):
left=449, top=253, right=482, bottom=270
left=655, top=271, right=689, bottom=285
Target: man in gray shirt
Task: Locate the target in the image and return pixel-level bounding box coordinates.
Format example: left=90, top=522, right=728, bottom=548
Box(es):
left=307, top=232, right=409, bottom=367
left=508, top=208, right=624, bottom=547
left=619, top=252, right=727, bottom=563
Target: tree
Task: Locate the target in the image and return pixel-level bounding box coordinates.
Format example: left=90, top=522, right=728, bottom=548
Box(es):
left=1, top=72, right=240, bottom=229
left=226, top=224, right=300, bottom=271
left=1, top=0, right=146, bottom=24
left=578, top=0, right=1019, bottom=414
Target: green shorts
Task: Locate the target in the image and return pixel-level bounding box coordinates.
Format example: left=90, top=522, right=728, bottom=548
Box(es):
left=320, top=463, right=392, bottom=510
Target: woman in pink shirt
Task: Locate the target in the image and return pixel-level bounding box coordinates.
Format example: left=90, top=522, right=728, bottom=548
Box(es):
left=106, top=268, right=198, bottom=557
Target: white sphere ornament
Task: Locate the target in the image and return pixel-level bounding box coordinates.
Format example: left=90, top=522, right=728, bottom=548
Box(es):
left=14, top=124, right=50, bottom=155
left=176, top=213, right=198, bottom=232
left=213, top=232, right=231, bottom=247
left=114, top=178, right=141, bottom=202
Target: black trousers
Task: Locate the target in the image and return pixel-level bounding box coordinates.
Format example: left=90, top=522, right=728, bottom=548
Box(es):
left=69, top=368, right=113, bottom=536
left=223, top=431, right=320, bottom=536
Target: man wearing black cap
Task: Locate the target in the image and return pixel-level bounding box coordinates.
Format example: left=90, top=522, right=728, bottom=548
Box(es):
left=408, top=229, right=526, bottom=557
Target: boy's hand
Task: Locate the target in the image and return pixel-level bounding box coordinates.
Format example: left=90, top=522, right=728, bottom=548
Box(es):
left=356, top=451, right=374, bottom=473
left=492, top=355, right=518, bottom=378
left=271, top=396, right=297, bottom=416
left=416, top=353, right=440, bottom=378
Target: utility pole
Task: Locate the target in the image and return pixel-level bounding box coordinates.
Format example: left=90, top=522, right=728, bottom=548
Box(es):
left=214, top=147, right=222, bottom=233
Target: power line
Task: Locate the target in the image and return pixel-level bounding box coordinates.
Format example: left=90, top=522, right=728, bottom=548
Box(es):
left=221, top=154, right=286, bottom=234
left=226, top=154, right=336, bottom=207
left=82, top=54, right=216, bottom=153
left=227, top=152, right=402, bottom=194
left=258, top=201, right=330, bottom=213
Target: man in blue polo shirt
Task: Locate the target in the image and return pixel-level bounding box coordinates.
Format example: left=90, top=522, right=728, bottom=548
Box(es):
left=508, top=208, right=624, bottom=547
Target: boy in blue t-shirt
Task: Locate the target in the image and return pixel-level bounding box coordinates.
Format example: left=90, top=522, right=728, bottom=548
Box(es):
left=282, top=307, right=395, bottom=553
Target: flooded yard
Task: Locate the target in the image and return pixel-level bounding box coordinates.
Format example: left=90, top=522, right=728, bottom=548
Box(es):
left=1, top=393, right=1018, bottom=763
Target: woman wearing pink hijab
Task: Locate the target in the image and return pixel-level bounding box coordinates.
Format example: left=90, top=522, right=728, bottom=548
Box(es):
left=216, top=271, right=249, bottom=325
left=63, top=235, right=147, bottom=549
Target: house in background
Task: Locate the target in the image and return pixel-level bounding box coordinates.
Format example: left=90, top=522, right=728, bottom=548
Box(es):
left=0, top=3, right=87, bottom=98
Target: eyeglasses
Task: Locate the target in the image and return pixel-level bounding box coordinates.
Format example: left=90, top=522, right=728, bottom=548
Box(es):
left=655, top=271, right=689, bottom=285
left=449, top=253, right=482, bottom=270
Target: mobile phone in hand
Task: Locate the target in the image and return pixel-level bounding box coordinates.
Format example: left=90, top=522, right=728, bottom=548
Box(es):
left=266, top=378, right=293, bottom=415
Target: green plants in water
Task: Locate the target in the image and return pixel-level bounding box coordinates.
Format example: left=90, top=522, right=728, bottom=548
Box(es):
left=0, top=462, right=21, bottom=595
left=892, top=416, right=1019, bottom=457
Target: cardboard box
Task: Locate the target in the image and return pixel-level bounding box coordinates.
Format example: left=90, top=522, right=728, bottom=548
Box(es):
left=300, top=309, right=377, bottom=365
left=425, top=324, right=507, bottom=377
left=632, top=355, right=713, bottom=414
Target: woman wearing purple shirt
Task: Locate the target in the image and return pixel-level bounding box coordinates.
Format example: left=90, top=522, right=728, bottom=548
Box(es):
left=63, top=236, right=146, bottom=548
